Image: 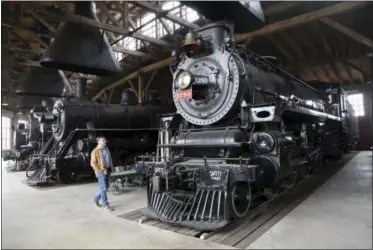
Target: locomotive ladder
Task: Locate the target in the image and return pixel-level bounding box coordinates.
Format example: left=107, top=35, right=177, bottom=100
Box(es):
left=56, top=130, right=77, bottom=159
left=41, top=136, right=54, bottom=155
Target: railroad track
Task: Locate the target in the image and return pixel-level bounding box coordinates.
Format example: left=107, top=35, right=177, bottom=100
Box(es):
left=118, top=152, right=358, bottom=248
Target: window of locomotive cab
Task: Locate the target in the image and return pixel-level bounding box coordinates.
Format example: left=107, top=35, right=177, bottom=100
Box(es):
left=347, top=93, right=365, bottom=117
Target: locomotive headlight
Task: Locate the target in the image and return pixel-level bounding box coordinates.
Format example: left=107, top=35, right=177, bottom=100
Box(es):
left=253, top=133, right=275, bottom=153
left=175, top=71, right=192, bottom=90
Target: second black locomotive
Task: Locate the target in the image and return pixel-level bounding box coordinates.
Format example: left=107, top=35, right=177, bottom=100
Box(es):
left=136, top=21, right=359, bottom=230
left=26, top=90, right=175, bottom=185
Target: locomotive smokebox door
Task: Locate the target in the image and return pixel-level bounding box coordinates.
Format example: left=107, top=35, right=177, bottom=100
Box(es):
left=152, top=175, right=166, bottom=193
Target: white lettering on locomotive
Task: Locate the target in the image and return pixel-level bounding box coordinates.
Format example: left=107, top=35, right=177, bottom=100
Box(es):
left=154, top=167, right=164, bottom=173
left=209, top=170, right=222, bottom=181
left=195, top=76, right=209, bottom=84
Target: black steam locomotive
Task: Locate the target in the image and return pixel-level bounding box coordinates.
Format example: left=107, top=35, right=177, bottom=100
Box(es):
left=26, top=90, right=174, bottom=185
left=136, top=22, right=359, bottom=230
left=3, top=107, right=52, bottom=171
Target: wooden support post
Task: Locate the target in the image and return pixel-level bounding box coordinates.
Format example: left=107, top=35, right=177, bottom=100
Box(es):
left=145, top=69, right=158, bottom=92
left=108, top=87, right=115, bottom=104
left=128, top=80, right=139, bottom=99
left=138, top=75, right=143, bottom=104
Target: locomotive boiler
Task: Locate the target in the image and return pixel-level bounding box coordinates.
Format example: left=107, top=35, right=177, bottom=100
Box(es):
left=136, top=21, right=359, bottom=230
left=26, top=90, right=175, bottom=185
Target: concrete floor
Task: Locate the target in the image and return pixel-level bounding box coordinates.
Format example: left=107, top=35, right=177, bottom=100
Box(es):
left=1, top=166, right=231, bottom=249
left=248, top=151, right=372, bottom=249
left=2, top=151, right=372, bottom=249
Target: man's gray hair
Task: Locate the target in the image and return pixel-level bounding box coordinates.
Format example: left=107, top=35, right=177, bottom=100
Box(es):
left=96, top=136, right=106, bottom=143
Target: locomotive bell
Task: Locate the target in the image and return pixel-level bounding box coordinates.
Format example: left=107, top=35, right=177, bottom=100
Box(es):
left=39, top=1, right=122, bottom=76
left=181, top=31, right=200, bottom=53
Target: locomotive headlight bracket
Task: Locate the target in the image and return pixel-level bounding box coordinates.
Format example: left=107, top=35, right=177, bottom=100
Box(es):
left=253, top=132, right=276, bottom=153
left=175, top=70, right=192, bottom=90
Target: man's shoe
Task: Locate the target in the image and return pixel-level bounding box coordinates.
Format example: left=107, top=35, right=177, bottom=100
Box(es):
left=104, top=206, right=114, bottom=212
left=92, top=198, right=101, bottom=207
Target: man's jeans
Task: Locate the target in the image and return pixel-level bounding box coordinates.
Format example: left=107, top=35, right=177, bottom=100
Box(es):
left=94, top=172, right=110, bottom=207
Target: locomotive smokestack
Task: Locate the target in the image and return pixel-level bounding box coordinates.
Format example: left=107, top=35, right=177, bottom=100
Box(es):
left=76, top=78, right=87, bottom=100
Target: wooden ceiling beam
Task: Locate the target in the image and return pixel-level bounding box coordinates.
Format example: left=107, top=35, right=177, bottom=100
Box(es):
left=96, top=2, right=121, bottom=27
left=92, top=57, right=174, bottom=100
left=7, top=29, right=35, bottom=52
left=279, top=32, right=324, bottom=81
left=132, top=1, right=200, bottom=29
left=12, top=60, right=41, bottom=67
left=236, top=1, right=368, bottom=43
left=28, top=10, right=57, bottom=34
left=311, top=22, right=346, bottom=84
left=31, top=5, right=172, bottom=48
left=320, top=17, right=373, bottom=50
left=264, top=1, right=303, bottom=16
left=294, top=27, right=333, bottom=83
left=112, top=46, right=150, bottom=58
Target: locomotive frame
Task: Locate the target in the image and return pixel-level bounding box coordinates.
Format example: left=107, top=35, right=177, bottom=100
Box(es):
left=136, top=21, right=359, bottom=231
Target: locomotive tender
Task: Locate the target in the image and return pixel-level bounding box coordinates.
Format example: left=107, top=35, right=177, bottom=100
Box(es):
left=136, top=21, right=359, bottom=230
left=26, top=91, right=174, bottom=185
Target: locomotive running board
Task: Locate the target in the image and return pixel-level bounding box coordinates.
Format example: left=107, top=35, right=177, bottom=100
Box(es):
left=118, top=152, right=358, bottom=248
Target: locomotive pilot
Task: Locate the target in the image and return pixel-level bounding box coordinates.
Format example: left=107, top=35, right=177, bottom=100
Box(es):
left=90, top=136, right=114, bottom=211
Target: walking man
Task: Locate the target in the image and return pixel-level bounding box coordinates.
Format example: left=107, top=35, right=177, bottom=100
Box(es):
left=91, top=136, right=114, bottom=211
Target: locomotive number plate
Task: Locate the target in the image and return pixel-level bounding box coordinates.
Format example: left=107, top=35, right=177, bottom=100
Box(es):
left=176, top=89, right=192, bottom=100
left=194, top=75, right=209, bottom=85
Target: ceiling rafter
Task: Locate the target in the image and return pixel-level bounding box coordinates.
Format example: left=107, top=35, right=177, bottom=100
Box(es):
left=28, top=3, right=173, bottom=48
left=237, top=1, right=368, bottom=43
left=320, top=17, right=373, bottom=50
left=132, top=1, right=200, bottom=30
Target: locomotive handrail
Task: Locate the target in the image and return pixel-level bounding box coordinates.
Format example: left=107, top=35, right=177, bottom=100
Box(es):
left=57, top=130, right=76, bottom=159
left=156, top=143, right=249, bottom=148
left=174, top=126, right=242, bottom=133
left=72, top=128, right=160, bottom=132
left=136, top=155, right=256, bottom=163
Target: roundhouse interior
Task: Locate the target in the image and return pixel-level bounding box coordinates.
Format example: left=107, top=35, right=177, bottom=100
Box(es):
left=1, top=1, right=372, bottom=249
